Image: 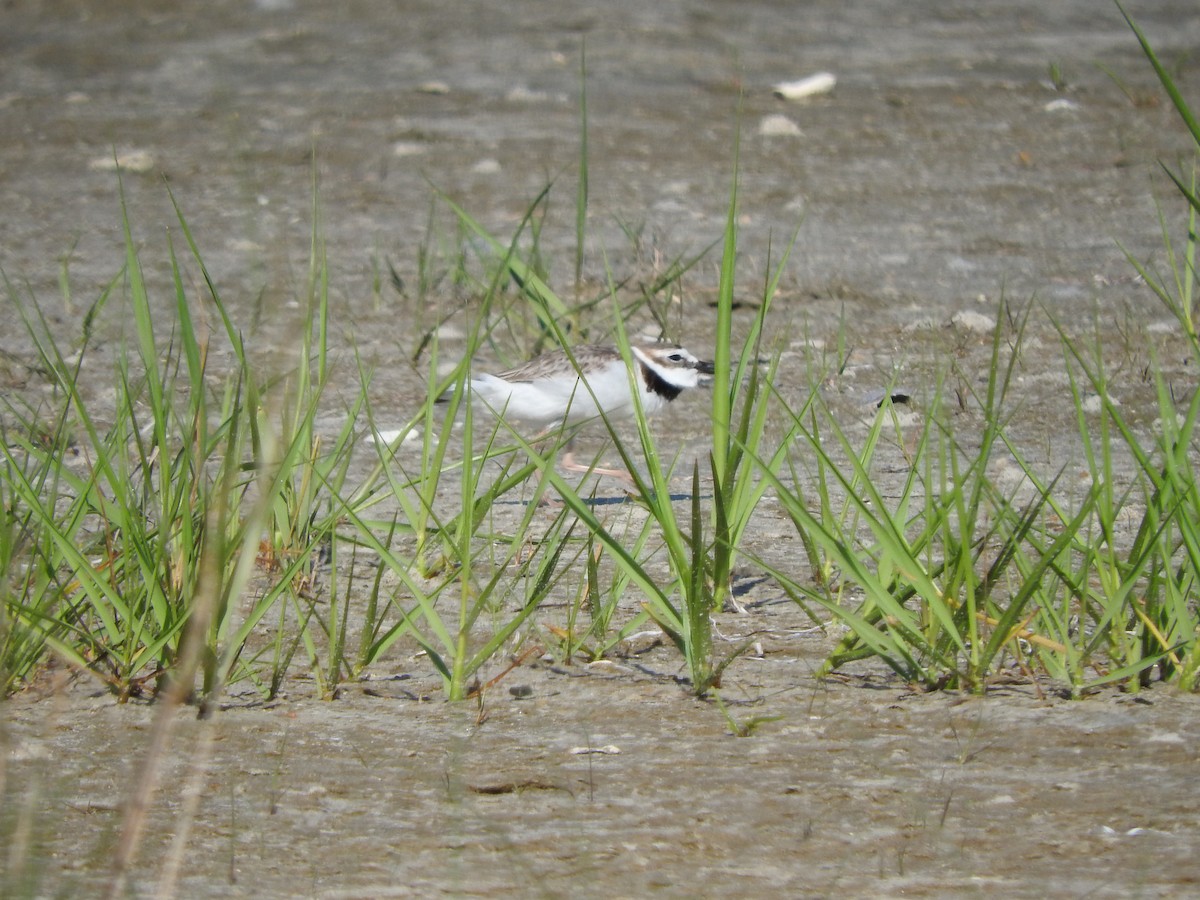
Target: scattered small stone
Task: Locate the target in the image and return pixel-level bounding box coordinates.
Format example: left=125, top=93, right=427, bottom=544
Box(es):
left=1044, top=98, right=1080, bottom=112
left=508, top=684, right=534, bottom=699
left=758, top=113, right=802, bottom=137
left=584, top=659, right=631, bottom=674
left=416, top=80, right=450, bottom=95
left=472, top=157, right=501, bottom=175
left=1081, top=393, right=1119, bottom=414
left=392, top=141, right=426, bottom=157
left=773, top=71, right=837, bottom=101
left=950, top=309, right=996, bottom=334
left=88, top=150, right=156, bottom=174
left=368, top=428, right=419, bottom=446
left=569, top=744, right=621, bottom=755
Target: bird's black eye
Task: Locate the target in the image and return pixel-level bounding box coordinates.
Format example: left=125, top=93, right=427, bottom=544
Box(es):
left=668, top=353, right=684, bottom=362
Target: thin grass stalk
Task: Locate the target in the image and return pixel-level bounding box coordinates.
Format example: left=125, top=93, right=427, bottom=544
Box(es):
left=575, top=38, right=588, bottom=291
left=1117, top=2, right=1200, bottom=153
left=106, top=438, right=234, bottom=898
left=439, top=185, right=572, bottom=339
left=1052, top=317, right=1198, bottom=689
left=710, top=117, right=739, bottom=476
left=447, top=366, right=478, bottom=701
left=710, top=228, right=801, bottom=609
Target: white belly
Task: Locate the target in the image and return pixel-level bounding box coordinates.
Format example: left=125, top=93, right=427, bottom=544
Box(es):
left=468, top=370, right=661, bottom=429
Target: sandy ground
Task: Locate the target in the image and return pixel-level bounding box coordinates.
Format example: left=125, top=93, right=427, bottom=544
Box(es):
left=4, top=0, right=1200, bottom=896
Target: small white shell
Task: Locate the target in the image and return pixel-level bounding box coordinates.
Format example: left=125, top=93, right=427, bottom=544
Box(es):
left=950, top=309, right=996, bottom=334
left=758, top=114, right=802, bottom=137
left=1044, top=98, right=1080, bottom=112
left=569, top=745, right=622, bottom=755
left=88, top=150, right=156, bottom=174
left=773, top=72, right=837, bottom=100
left=368, top=428, right=420, bottom=446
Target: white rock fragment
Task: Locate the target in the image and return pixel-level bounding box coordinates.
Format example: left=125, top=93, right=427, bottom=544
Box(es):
left=584, top=659, right=631, bottom=674
left=950, top=309, right=996, bottom=333
left=416, top=80, right=450, bottom=95
left=773, top=71, right=837, bottom=101
left=1081, top=393, right=1119, bottom=414
left=758, top=113, right=802, bottom=137
left=569, top=745, right=621, bottom=755
left=472, top=158, right=501, bottom=175
left=369, top=428, right=419, bottom=447
left=88, top=150, right=156, bottom=174
left=1044, top=98, right=1080, bottom=112
left=392, top=141, right=426, bottom=157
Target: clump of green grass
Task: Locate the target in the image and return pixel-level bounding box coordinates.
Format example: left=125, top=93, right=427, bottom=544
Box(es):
left=0, top=180, right=355, bottom=706
left=756, top=295, right=1197, bottom=695
left=731, top=6, right=1200, bottom=696
left=756, top=303, right=1036, bottom=692
left=339, top=381, right=575, bottom=702
left=432, top=131, right=799, bottom=697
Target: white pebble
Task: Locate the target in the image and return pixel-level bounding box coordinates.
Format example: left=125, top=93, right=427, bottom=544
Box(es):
left=758, top=114, right=802, bottom=137
left=368, top=428, right=419, bottom=447
left=392, top=141, right=426, bottom=157
left=1081, top=393, right=1119, bottom=414
left=950, top=310, right=996, bottom=333
left=1044, top=98, right=1080, bottom=112
left=773, top=72, right=837, bottom=101
left=88, top=150, right=156, bottom=174
left=569, top=745, right=621, bottom=755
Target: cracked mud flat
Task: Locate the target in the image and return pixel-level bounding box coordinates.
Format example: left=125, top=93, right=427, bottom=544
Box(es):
left=3, top=1, right=1200, bottom=896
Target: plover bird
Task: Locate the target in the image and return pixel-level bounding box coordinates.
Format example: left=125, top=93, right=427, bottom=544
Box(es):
left=462, top=342, right=715, bottom=474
